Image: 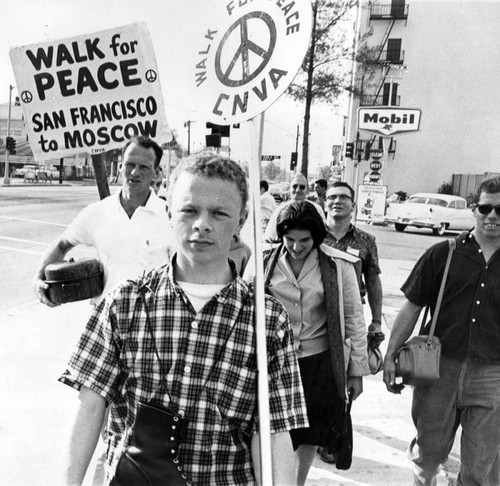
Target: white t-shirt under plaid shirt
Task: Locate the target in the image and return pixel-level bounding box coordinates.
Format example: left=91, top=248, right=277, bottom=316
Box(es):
left=59, top=258, right=308, bottom=485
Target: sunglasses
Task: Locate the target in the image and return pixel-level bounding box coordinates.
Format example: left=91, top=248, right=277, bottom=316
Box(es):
left=292, top=184, right=306, bottom=190
left=476, top=204, right=500, bottom=215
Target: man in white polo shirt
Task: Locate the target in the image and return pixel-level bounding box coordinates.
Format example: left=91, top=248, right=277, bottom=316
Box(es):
left=33, top=135, right=171, bottom=307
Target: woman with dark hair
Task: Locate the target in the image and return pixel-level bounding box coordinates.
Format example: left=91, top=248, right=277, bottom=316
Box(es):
left=262, top=200, right=369, bottom=485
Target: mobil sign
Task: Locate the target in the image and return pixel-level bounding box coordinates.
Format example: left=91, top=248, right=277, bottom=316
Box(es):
left=358, top=108, right=421, bottom=136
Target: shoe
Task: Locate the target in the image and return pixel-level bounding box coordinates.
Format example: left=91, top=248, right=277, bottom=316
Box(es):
left=318, top=447, right=337, bottom=464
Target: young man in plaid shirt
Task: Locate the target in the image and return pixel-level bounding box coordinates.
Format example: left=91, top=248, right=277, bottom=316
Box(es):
left=59, top=152, right=308, bottom=485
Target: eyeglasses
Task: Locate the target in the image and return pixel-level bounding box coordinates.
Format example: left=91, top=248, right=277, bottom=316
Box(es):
left=326, top=194, right=352, bottom=202
left=292, top=184, right=306, bottom=190
left=476, top=204, right=500, bottom=215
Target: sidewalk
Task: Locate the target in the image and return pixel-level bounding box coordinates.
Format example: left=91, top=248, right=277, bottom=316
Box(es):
left=305, top=257, right=460, bottom=485
left=0, top=258, right=460, bottom=486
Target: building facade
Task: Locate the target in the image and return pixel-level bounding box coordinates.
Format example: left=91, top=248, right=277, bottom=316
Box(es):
left=343, top=0, right=500, bottom=197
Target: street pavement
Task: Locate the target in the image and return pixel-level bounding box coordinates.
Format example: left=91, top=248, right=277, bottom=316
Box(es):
left=0, top=257, right=460, bottom=485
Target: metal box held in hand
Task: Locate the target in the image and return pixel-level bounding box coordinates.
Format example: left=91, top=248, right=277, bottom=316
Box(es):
left=44, top=258, right=104, bottom=304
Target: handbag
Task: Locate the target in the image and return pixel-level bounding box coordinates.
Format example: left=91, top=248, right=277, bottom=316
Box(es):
left=395, top=238, right=456, bottom=385
left=326, top=390, right=354, bottom=470
left=110, top=402, right=192, bottom=486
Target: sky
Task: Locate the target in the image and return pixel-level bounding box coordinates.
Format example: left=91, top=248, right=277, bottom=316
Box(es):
left=0, top=0, right=346, bottom=177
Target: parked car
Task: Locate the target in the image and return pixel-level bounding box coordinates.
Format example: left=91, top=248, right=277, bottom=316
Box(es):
left=39, top=165, right=60, bottom=179
left=268, top=182, right=290, bottom=203
left=384, top=193, right=475, bottom=236
left=14, top=164, right=38, bottom=177
left=15, top=164, right=60, bottom=181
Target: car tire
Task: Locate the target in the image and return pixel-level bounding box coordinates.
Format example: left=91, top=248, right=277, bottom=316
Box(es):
left=433, top=223, right=447, bottom=236
left=394, top=223, right=407, bottom=232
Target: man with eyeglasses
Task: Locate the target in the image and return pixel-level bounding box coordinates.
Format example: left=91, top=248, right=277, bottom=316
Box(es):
left=323, top=182, right=383, bottom=333
left=264, top=173, right=324, bottom=243
left=383, top=176, right=500, bottom=485
left=317, top=181, right=384, bottom=463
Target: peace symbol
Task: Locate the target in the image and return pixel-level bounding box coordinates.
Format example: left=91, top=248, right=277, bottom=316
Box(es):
left=215, top=11, right=277, bottom=88
left=21, top=91, right=33, bottom=103
left=145, top=70, right=157, bottom=82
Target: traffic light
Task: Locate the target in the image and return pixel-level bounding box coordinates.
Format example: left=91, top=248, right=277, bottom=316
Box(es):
left=205, top=123, right=231, bottom=148
left=206, top=122, right=230, bottom=137
left=290, top=151, right=298, bottom=170
left=205, top=134, right=221, bottom=148
left=364, top=139, right=372, bottom=160
left=345, top=142, right=354, bottom=159
left=6, top=136, right=16, bottom=154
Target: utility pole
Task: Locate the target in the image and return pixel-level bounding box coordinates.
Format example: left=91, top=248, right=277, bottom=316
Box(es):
left=295, top=124, right=300, bottom=155
left=2, top=85, right=14, bottom=185
left=184, top=121, right=192, bottom=155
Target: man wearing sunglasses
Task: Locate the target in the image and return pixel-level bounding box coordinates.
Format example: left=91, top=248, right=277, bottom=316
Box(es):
left=264, top=173, right=324, bottom=243
left=383, top=176, right=500, bottom=485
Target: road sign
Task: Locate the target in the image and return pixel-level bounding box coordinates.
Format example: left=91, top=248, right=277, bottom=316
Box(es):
left=261, top=155, right=281, bottom=161
left=10, top=23, right=171, bottom=161
left=193, top=0, right=312, bottom=125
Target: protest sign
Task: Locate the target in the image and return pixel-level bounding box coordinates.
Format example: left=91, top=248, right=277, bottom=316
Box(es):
left=194, top=0, right=312, bottom=125
left=10, top=23, right=171, bottom=161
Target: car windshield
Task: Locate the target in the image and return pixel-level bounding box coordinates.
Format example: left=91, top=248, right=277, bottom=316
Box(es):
left=427, top=198, right=448, bottom=207
left=407, top=196, right=427, bottom=204
left=407, top=196, right=448, bottom=207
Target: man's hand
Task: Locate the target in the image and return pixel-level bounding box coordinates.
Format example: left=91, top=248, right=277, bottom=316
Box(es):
left=383, top=354, right=405, bottom=394
left=368, top=321, right=383, bottom=334
left=33, top=276, right=59, bottom=307
left=32, top=238, right=74, bottom=307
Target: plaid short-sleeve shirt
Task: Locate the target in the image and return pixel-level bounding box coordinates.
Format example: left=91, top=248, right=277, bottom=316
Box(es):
left=324, top=224, right=381, bottom=298
left=59, top=258, right=308, bottom=485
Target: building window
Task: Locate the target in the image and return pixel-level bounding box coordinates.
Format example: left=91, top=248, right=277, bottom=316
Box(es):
left=383, top=83, right=399, bottom=106
left=386, top=38, right=402, bottom=63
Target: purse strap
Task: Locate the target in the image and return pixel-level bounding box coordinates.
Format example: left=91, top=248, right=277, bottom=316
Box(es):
left=426, top=238, right=456, bottom=344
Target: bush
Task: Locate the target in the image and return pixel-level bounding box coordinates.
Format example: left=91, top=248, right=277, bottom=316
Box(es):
left=438, top=182, right=453, bottom=194
left=395, top=190, right=408, bottom=201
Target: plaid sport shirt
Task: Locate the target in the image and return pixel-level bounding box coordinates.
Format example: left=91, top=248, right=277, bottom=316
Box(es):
left=59, top=257, right=308, bottom=485
left=324, top=224, right=381, bottom=298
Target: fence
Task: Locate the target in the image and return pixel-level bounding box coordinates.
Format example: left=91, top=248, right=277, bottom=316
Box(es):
left=452, top=173, right=500, bottom=202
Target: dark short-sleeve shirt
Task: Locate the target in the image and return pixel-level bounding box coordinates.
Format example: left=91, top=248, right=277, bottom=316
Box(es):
left=59, top=258, right=308, bottom=485
left=324, top=224, right=381, bottom=297
left=402, top=232, right=500, bottom=363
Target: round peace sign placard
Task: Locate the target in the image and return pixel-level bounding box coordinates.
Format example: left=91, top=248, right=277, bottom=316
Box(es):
left=193, top=0, right=312, bottom=125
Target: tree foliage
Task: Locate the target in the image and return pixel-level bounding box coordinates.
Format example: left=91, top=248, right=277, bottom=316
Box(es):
left=287, top=0, right=356, bottom=106
left=288, top=0, right=379, bottom=178
left=262, top=161, right=281, bottom=181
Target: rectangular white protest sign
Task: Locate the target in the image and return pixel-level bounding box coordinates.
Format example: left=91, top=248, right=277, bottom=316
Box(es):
left=10, top=23, right=171, bottom=161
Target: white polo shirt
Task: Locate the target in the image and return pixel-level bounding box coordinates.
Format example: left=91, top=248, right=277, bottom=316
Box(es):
left=63, top=189, right=171, bottom=303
